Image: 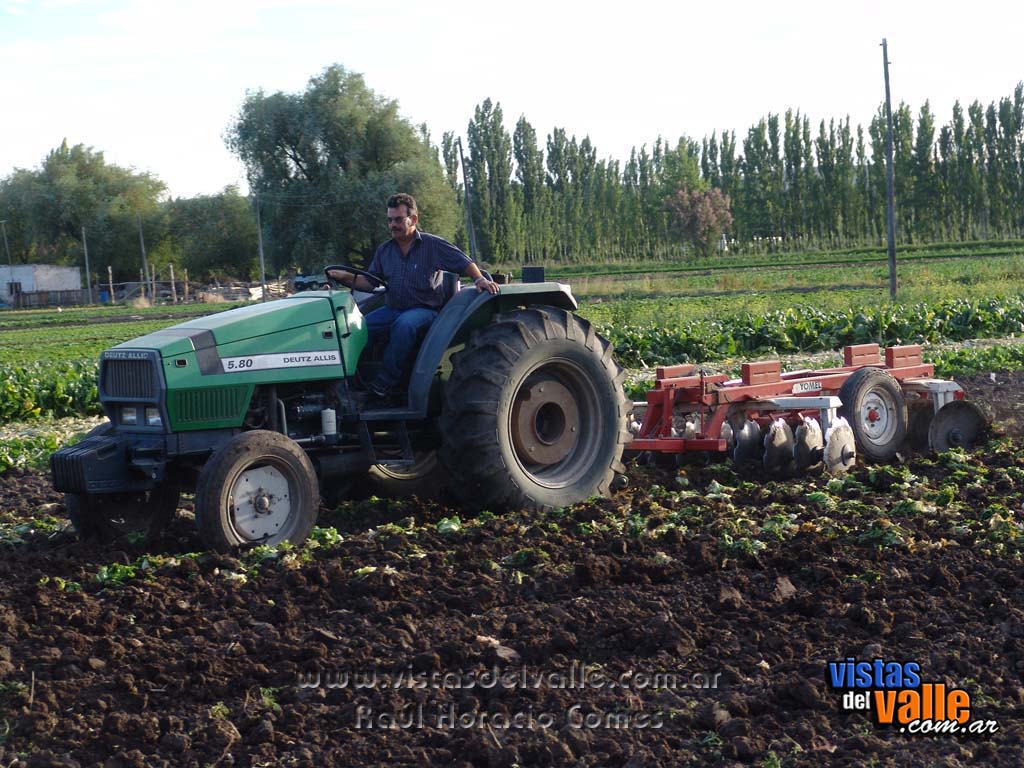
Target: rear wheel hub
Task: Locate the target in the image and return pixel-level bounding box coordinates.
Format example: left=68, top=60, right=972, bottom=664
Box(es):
left=511, top=377, right=579, bottom=465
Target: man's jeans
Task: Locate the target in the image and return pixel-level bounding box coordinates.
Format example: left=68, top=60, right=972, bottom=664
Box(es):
left=363, top=306, right=438, bottom=391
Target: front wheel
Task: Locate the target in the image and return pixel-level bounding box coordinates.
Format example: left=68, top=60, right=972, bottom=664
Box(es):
left=441, top=306, right=629, bottom=511
left=195, top=430, right=319, bottom=551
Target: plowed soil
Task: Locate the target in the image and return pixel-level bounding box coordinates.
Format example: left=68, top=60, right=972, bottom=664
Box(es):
left=1, top=373, right=1022, bottom=767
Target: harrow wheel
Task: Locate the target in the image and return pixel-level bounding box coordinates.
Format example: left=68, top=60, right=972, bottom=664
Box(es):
left=763, top=419, right=796, bottom=474
left=824, top=419, right=857, bottom=475
left=794, top=416, right=824, bottom=471
left=731, top=416, right=763, bottom=464
left=837, top=368, right=908, bottom=461
left=906, top=402, right=934, bottom=453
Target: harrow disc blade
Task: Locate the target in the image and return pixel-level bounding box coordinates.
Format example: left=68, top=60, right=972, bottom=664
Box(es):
left=764, top=419, right=796, bottom=474
left=721, top=421, right=735, bottom=452
left=824, top=418, right=856, bottom=475
left=928, top=401, right=987, bottom=453
left=794, top=416, right=824, bottom=471
left=732, top=419, right=763, bottom=464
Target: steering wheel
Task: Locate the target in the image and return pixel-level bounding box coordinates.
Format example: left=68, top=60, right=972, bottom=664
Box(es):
left=324, top=264, right=388, bottom=293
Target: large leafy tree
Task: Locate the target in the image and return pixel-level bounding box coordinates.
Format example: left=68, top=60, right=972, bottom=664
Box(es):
left=0, top=140, right=166, bottom=278
left=666, top=186, right=733, bottom=258
left=227, top=65, right=459, bottom=272
left=166, top=187, right=258, bottom=280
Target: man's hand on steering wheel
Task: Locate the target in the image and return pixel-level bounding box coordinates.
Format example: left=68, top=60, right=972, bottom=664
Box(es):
left=324, top=265, right=388, bottom=293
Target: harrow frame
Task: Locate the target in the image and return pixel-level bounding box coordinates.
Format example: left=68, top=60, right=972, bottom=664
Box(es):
left=628, top=343, right=965, bottom=458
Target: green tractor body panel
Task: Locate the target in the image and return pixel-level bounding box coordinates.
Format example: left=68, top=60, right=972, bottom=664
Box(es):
left=103, top=293, right=367, bottom=432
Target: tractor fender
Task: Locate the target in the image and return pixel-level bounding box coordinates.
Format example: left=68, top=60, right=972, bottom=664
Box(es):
left=406, top=282, right=578, bottom=416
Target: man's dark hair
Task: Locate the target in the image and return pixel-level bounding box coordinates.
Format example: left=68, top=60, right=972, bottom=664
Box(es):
left=387, top=193, right=418, bottom=217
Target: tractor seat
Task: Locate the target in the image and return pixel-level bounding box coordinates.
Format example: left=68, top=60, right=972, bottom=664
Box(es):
left=439, top=271, right=460, bottom=305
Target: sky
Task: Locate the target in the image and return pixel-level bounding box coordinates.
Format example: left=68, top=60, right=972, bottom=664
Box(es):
left=1, top=0, right=1022, bottom=199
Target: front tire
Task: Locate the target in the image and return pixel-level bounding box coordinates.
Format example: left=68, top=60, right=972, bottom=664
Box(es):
left=195, top=430, right=319, bottom=551
left=441, top=306, right=629, bottom=511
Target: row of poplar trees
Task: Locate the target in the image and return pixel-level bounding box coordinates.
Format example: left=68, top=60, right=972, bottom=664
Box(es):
left=4, top=67, right=1021, bottom=277
left=450, top=84, right=1024, bottom=264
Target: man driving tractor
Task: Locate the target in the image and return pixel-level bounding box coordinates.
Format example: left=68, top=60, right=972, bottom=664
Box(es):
left=327, top=193, right=499, bottom=404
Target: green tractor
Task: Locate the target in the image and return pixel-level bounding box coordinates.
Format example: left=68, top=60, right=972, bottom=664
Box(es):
left=50, top=268, right=630, bottom=551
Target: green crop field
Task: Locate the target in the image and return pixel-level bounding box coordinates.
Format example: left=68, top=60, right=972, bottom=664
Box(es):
left=574, top=252, right=1024, bottom=324
left=0, top=303, right=244, bottom=365
left=523, top=239, right=1024, bottom=279
left=0, top=301, right=244, bottom=332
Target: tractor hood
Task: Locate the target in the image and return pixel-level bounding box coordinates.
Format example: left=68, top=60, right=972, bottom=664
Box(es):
left=98, top=293, right=365, bottom=433
left=110, top=296, right=337, bottom=358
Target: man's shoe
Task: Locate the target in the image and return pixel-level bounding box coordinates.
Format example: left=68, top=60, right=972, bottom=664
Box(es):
left=366, top=379, right=390, bottom=398
left=365, top=379, right=400, bottom=408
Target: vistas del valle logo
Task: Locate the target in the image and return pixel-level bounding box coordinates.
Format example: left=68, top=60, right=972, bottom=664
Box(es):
left=826, top=658, right=999, bottom=736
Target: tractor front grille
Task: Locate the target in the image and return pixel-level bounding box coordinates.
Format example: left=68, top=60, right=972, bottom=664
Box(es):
left=100, top=355, right=157, bottom=399
left=172, top=386, right=250, bottom=424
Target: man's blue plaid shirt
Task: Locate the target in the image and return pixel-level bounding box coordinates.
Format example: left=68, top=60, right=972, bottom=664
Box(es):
left=367, top=231, right=471, bottom=310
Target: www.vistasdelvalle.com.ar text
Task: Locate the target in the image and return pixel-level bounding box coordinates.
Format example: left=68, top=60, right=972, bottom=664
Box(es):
left=295, top=662, right=722, bottom=692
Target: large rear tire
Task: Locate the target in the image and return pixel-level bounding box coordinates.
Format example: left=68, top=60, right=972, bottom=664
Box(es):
left=837, top=368, right=908, bottom=461
left=195, top=430, right=319, bottom=552
left=440, top=306, right=629, bottom=511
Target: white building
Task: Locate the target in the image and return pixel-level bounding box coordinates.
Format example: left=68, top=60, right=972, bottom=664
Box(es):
left=1, top=264, right=81, bottom=304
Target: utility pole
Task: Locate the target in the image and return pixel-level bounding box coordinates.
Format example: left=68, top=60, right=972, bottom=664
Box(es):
left=81, top=226, right=93, bottom=304
left=0, top=220, right=12, bottom=302
left=254, top=194, right=267, bottom=302
left=881, top=38, right=897, bottom=301
left=456, top=137, right=480, bottom=263
left=137, top=215, right=150, bottom=300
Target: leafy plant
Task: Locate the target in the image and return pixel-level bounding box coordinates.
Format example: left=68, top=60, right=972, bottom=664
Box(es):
left=308, top=526, right=342, bottom=547
left=505, top=548, right=550, bottom=568
left=260, top=687, right=282, bottom=713
left=436, top=517, right=462, bottom=535
left=94, top=563, right=138, bottom=586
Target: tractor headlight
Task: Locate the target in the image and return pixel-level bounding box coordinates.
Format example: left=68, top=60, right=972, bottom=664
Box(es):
left=145, top=407, right=162, bottom=427
left=121, top=407, right=138, bottom=425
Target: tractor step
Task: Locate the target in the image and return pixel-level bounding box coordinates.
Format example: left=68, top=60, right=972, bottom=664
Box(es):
left=357, top=419, right=416, bottom=467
